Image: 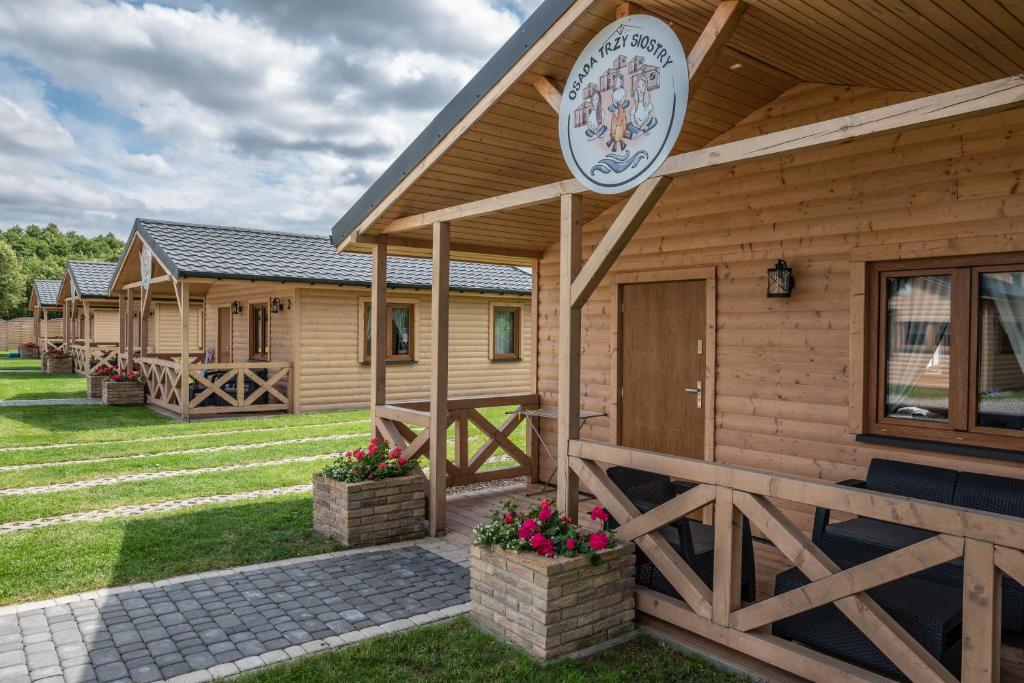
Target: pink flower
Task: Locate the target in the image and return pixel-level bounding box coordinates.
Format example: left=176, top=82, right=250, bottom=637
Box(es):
left=530, top=533, right=555, bottom=557
left=588, top=532, right=609, bottom=551
left=590, top=506, right=609, bottom=523
left=369, top=437, right=379, bottom=446
left=354, top=451, right=364, bottom=461
left=378, top=463, right=387, bottom=470
left=367, top=474, right=374, bottom=480
left=537, top=506, right=553, bottom=522
left=397, top=456, right=408, bottom=466
left=560, top=514, right=573, bottom=524
left=343, top=450, right=353, bottom=458
left=503, top=512, right=515, bottom=525
left=565, top=538, right=576, bottom=551
left=518, top=518, right=539, bottom=540
left=540, top=499, right=552, bottom=509
left=368, top=443, right=378, bottom=455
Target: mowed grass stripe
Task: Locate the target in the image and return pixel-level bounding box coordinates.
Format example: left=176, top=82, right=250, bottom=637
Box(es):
left=0, top=460, right=332, bottom=524
left=0, top=494, right=339, bottom=606
left=0, top=435, right=373, bottom=489
left=0, top=418, right=369, bottom=454
left=0, top=454, right=341, bottom=496
left=0, top=426, right=372, bottom=469
left=0, top=372, right=85, bottom=401
left=0, top=406, right=370, bottom=448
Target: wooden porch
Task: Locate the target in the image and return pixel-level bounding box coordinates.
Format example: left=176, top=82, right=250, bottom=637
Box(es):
left=71, top=342, right=119, bottom=376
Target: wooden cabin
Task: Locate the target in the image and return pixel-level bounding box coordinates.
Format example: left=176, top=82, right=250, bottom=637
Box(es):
left=108, top=219, right=534, bottom=420
left=29, top=279, right=64, bottom=354
left=57, top=261, right=120, bottom=375
left=331, top=1, right=1024, bottom=680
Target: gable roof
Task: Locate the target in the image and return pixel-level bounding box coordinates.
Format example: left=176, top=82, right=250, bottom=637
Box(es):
left=67, top=261, right=118, bottom=299
left=129, top=219, right=531, bottom=295
left=32, top=280, right=62, bottom=307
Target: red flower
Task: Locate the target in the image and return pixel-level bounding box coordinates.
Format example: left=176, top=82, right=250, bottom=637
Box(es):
left=537, top=506, right=553, bottom=522
left=354, top=450, right=364, bottom=460
left=378, top=463, right=387, bottom=470
left=397, top=456, right=408, bottom=466
left=503, top=511, right=515, bottom=525
left=518, top=518, right=539, bottom=540
left=590, top=506, right=609, bottom=523
left=367, top=474, right=374, bottom=479
left=588, top=532, right=609, bottom=551
left=565, top=538, right=576, bottom=551
left=368, top=443, right=378, bottom=455
left=369, top=436, right=379, bottom=446
left=560, top=514, right=573, bottom=524
left=540, top=499, right=552, bottom=509
left=529, top=533, right=555, bottom=557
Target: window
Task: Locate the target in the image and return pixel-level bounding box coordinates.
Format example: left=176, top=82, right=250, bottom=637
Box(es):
left=866, top=255, right=1024, bottom=450
left=491, top=306, right=521, bottom=360
left=249, top=303, right=269, bottom=361
left=362, top=303, right=415, bottom=362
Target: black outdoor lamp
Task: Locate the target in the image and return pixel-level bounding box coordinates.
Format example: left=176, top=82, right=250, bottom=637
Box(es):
left=231, top=301, right=243, bottom=315
left=271, top=298, right=283, bottom=313
left=767, top=259, right=795, bottom=298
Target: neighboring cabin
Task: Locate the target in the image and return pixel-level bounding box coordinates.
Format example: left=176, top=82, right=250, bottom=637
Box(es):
left=57, top=261, right=121, bottom=375
left=29, top=279, right=64, bottom=353
left=108, top=219, right=533, bottom=418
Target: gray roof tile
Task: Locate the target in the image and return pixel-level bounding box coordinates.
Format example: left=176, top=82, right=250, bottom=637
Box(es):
left=133, top=219, right=532, bottom=294
left=68, top=261, right=118, bottom=298
left=33, top=280, right=62, bottom=306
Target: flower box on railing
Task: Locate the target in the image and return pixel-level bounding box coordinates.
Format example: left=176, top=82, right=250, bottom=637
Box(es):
left=88, top=368, right=117, bottom=399
left=313, top=438, right=426, bottom=547
left=43, top=351, right=72, bottom=374
left=470, top=501, right=635, bottom=660
left=103, top=371, right=145, bottom=406
left=18, top=342, right=39, bottom=359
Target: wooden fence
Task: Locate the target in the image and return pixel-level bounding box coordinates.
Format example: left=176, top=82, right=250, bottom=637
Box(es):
left=136, top=357, right=293, bottom=417
left=71, top=343, right=119, bottom=376
left=0, top=317, right=62, bottom=351
left=570, top=439, right=1022, bottom=683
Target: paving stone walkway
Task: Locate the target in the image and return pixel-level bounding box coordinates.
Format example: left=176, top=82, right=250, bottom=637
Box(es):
left=0, top=399, right=100, bottom=408
left=0, top=541, right=470, bottom=683
left=0, top=486, right=313, bottom=533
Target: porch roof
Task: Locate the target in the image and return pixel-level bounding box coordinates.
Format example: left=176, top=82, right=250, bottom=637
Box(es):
left=121, top=219, right=532, bottom=295
left=329, top=0, right=1024, bottom=261
left=31, top=279, right=61, bottom=308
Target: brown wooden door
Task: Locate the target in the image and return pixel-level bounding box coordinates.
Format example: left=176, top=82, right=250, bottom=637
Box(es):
left=620, top=280, right=706, bottom=458
left=217, top=307, right=231, bottom=362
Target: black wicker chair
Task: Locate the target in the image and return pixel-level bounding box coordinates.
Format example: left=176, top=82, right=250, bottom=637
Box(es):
left=606, top=466, right=756, bottom=602
left=813, top=458, right=1024, bottom=634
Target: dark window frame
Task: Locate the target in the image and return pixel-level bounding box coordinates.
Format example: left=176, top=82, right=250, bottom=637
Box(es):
left=865, top=253, right=1024, bottom=452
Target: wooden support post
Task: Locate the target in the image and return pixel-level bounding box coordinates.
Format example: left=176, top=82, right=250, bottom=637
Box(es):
left=533, top=77, right=562, bottom=112
left=140, top=286, right=151, bottom=355
left=83, top=300, right=92, bottom=372
left=557, top=193, right=582, bottom=520
left=429, top=221, right=450, bottom=537
left=370, top=242, right=388, bottom=437
left=179, top=280, right=191, bottom=421
left=125, top=289, right=135, bottom=370
left=712, top=488, right=742, bottom=626
left=962, top=539, right=1002, bottom=682
left=32, top=307, right=40, bottom=341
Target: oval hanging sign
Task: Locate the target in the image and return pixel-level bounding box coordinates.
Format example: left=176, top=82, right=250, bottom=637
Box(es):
left=559, top=15, right=688, bottom=194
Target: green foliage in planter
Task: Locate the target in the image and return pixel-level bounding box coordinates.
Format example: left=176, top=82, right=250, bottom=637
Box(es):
left=320, top=437, right=414, bottom=483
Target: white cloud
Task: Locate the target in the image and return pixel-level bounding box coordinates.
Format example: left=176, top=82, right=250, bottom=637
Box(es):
left=0, top=0, right=534, bottom=237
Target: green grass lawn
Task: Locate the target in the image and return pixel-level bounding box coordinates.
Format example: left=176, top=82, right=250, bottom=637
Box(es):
left=0, top=356, right=42, bottom=370
left=0, top=402, right=528, bottom=605
left=237, top=617, right=748, bottom=683
left=0, top=371, right=85, bottom=401
left=0, top=494, right=340, bottom=605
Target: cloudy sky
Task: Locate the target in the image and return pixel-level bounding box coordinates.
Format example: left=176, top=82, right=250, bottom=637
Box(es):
left=0, top=0, right=543, bottom=238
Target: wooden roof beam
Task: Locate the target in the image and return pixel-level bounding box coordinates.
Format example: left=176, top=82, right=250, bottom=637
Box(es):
left=687, top=1, right=746, bottom=95
left=533, top=77, right=562, bottom=113
left=373, top=73, right=1024, bottom=236
left=351, top=231, right=545, bottom=262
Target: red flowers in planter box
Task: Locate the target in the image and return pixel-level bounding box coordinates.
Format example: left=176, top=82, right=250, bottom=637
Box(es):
left=92, top=366, right=118, bottom=377
left=321, top=437, right=416, bottom=483
left=109, top=370, right=143, bottom=383
left=21, top=341, right=37, bottom=348
left=474, top=498, right=617, bottom=565
left=44, top=349, right=70, bottom=360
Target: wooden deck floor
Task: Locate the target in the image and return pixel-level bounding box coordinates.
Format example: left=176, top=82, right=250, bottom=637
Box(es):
left=441, top=481, right=1024, bottom=682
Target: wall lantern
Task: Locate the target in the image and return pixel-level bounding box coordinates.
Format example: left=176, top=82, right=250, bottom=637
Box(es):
left=271, top=298, right=283, bottom=313
left=767, top=259, right=795, bottom=298
left=230, top=301, right=243, bottom=315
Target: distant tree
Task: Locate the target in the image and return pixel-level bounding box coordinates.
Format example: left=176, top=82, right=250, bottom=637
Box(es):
left=0, top=223, right=124, bottom=318
left=0, top=240, right=26, bottom=319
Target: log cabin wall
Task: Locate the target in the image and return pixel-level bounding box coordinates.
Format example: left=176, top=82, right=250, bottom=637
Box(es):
left=298, top=287, right=533, bottom=412
left=90, top=308, right=120, bottom=343
left=201, top=280, right=297, bottom=364
left=535, top=82, right=1024, bottom=531
left=147, top=303, right=203, bottom=354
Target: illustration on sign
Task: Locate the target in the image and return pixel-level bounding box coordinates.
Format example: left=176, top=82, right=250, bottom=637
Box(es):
left=559, top=15, right=688, bottom=194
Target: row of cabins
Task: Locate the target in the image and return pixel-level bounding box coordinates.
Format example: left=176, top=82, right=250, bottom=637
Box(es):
left=323, top=0, right=1024, bottom=680
left=29, top=220, right=535, bottom=419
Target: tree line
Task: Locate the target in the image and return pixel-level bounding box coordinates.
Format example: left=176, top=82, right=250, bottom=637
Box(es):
left=0, top=224, right=123, bottom=319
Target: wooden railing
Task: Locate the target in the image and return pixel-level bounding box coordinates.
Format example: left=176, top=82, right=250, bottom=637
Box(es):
left=136, top=357, right=293, bottom=417
left=375, top=393, right=539, bottom=487
left=39, top=339, right=65, bottom=355
left=570, top=439, right=1023, bottom=683
left=71, top=343, right=119, bottom=376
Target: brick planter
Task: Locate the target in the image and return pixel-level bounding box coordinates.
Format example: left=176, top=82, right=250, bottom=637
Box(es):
left=313, top=473, right=426, bottom=547
left=103, top=381, right=145, bottom=406
left=44, top=357, right=73, bottom=374
left=87, top=375, right=109, bottom=399
left=470, top=543, right=636, bottom=660
left=18, top=344, right=39, bottom=359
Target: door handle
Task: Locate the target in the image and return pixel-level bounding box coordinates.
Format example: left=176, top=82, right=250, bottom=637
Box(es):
left=685, top=381, right=703, bottom=409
